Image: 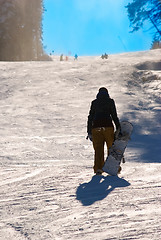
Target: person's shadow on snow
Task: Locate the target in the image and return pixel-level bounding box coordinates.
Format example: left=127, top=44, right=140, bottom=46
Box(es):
left=76, top=175, right=130, bottom=206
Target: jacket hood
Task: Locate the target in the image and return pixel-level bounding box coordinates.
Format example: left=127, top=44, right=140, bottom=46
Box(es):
left=96, top=87, right=109, bottom=99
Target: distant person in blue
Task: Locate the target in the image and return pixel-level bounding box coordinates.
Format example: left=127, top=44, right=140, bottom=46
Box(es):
left=74, top=54, right=78, bottom=60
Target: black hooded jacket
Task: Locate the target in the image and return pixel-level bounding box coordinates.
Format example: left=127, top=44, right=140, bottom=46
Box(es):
left=87, top=91, right=120, bottom=134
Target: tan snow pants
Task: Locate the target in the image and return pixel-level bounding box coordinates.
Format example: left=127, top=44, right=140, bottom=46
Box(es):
left=92, top=127, right=114, bottom=173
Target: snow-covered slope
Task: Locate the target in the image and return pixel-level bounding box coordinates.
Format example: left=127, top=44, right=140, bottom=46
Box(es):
left=0, top=49, right=161, bottom=240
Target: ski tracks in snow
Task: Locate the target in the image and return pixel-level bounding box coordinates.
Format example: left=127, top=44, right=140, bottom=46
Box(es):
left=0, top=162, right=161, bottom=240
left=0, top=50, right=161, bottom=239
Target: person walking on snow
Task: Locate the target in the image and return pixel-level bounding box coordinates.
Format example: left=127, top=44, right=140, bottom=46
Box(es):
left=87, top=87, right=121, bottom=175
left=74, top=54, right=78, bottom=60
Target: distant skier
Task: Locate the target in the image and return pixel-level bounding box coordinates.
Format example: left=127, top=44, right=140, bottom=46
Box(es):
left=60, top=54, right=63, bottom=61
left=101, top=53, right=108, bottom=59
left=87, top=87, right=121, bottom=175
left=74, top=54, right=78, bottom=60
left=104, top=53, right=108, bottom=59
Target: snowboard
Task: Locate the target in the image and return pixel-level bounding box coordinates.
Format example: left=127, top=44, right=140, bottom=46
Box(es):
left=102, top=121, right=133, bottom=176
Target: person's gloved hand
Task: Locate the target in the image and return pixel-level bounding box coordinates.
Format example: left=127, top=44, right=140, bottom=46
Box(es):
left=86, top=133, right=92, bottom=141
left=114, top=127, right=122, bottom=139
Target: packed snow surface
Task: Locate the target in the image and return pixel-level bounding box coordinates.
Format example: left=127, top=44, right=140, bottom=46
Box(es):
left=0, top=50, right=161, bottom=240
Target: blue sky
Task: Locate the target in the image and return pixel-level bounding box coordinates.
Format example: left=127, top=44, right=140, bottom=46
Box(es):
left=43, top=0, right=154, bottom=56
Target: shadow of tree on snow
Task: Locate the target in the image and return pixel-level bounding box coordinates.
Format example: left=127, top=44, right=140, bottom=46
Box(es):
left=123, top=66, right=161, bottom=163
left=123, top=103, right=161, bottom=163
left=135, top=61, right=161, bottom=71
left=76, top=175, right=130, bottom=206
